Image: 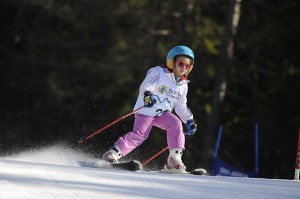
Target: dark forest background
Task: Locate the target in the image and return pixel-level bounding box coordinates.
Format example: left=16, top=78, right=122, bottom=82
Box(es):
left=0, top=0, right=299, bottom=179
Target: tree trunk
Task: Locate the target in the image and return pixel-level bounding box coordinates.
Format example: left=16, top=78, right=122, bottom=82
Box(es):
left=203, top=0, right=242, bottom=168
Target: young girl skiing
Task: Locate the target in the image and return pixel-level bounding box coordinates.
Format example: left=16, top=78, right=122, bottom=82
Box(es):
left=102, top=45, right=197, bottom=171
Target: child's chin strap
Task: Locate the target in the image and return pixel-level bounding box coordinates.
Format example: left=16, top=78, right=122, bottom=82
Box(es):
left=175, top=75, right=187, bottom=85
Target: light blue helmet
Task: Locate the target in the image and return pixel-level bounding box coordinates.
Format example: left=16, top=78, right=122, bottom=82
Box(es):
left=166, top=45, right=194, bottom=74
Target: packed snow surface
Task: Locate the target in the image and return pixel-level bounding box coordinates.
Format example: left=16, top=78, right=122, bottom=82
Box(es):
left=1, top=144, right=299, bottom=199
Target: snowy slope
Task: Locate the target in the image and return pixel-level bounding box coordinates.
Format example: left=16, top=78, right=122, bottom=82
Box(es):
left=1, top=144, right=299, bottom=199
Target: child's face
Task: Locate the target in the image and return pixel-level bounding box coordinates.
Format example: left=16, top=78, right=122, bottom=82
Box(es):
left=174, top=56, right=192, bottom=76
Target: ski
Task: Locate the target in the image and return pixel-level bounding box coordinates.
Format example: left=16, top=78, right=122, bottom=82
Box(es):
left=78, top=159, right=206, bottom=175
left=158, top=167, right=207, bottom=176
left=189, top=168, right=208, bottom=175
left=78, top=159, right=143, bottom=171
left=111, top=160, right=143, bottom=171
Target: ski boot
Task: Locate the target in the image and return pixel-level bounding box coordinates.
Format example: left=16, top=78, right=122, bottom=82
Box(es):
left=163, top=148, right=186, bottom=172
left=102, top=145, right=122, bottom=163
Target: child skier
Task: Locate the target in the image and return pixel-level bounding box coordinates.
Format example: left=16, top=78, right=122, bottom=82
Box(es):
left=102, top=45, right=197, bottom=171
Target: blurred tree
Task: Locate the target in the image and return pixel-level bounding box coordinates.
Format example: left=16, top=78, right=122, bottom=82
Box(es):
left=203, top=0, right=242, bottom=169
left=0, top=0, right=299, bottom=179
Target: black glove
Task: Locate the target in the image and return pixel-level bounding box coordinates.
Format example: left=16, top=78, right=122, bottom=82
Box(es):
left=186, top=119, right=197, bottom=135
left=143, top=91, right=156, bottom=107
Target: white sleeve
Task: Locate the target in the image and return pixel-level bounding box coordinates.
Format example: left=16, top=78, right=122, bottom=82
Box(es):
left=174, top=85, right=193, bottom=123
left=139, top=67, right=160, bottom=94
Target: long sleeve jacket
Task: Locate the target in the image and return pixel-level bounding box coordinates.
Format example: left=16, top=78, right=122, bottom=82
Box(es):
left=133, top=66, right=193, bottom=124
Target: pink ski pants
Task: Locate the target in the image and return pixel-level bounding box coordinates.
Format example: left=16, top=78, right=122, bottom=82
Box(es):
left=115, top=111, right=185, bottom=156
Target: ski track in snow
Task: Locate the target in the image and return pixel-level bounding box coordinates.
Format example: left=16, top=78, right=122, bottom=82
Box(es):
left=0, top=143, right=299, bottom=199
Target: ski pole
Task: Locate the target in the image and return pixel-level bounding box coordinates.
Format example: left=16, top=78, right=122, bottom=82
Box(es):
left=142, top=146, right=169, bottom=166
left=79, top=106, right=144, bottom=143
left=295, top=128, right=300, bottom=180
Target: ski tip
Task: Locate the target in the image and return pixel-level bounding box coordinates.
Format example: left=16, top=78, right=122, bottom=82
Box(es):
left=133, top=160, right=143, bottom=170
left=190, top=168, right=207, bottom=175
left=111, top=160, right=143, bottom=171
